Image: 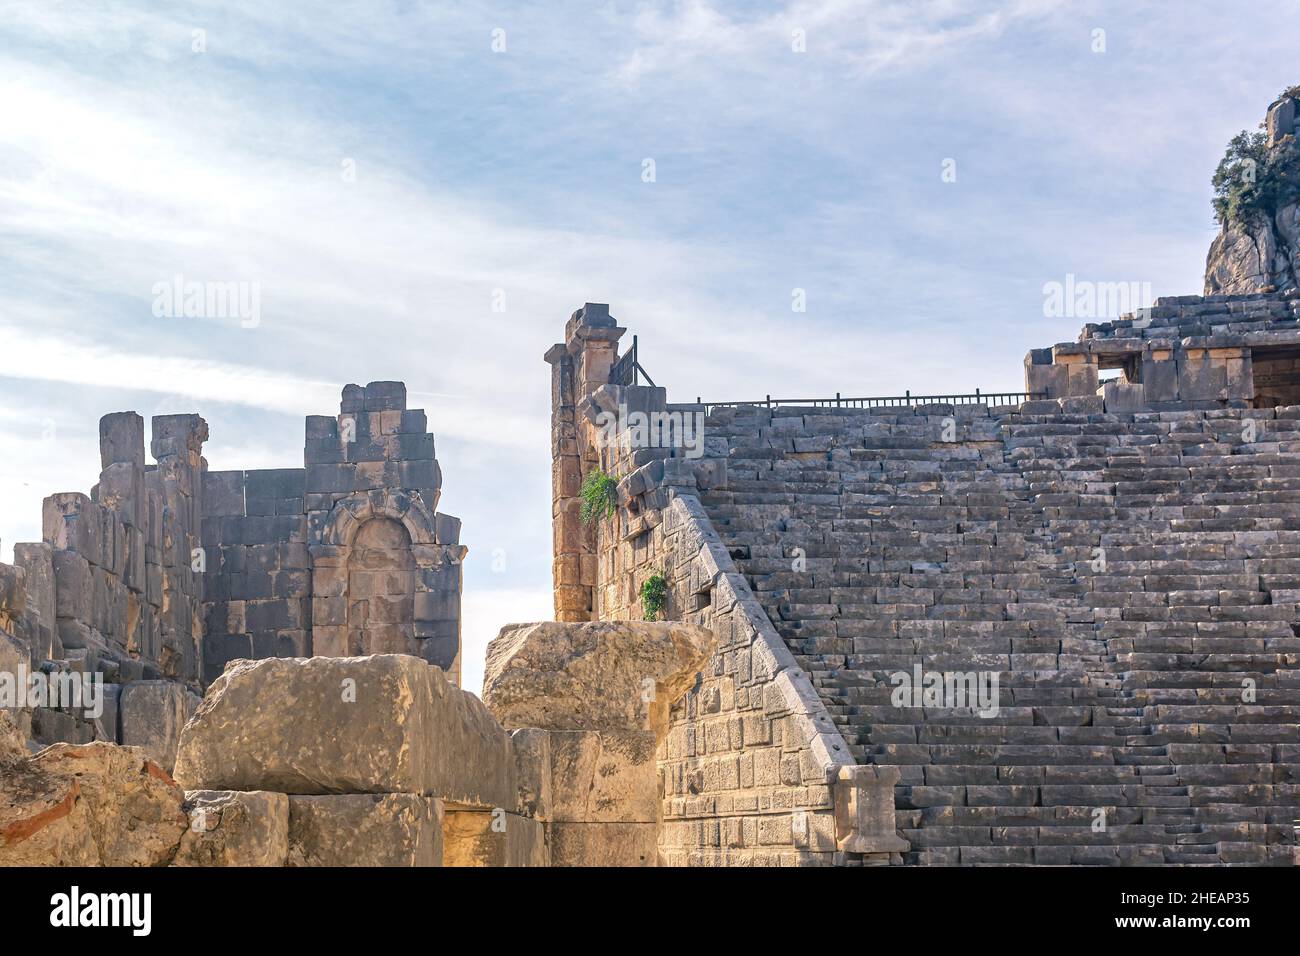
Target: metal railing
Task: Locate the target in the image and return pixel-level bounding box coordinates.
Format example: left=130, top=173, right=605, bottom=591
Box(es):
left=610, top=334, right=657, bottom=388
left=690, top=389, right=1045, bottom=414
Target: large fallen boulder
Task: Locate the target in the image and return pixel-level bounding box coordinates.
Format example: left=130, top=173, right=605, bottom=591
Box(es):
left=482, top=621, right=712, bottom=733
left=0, top=711, right=186, bottom=866
left=174, top=655, right=515, bottom=810
left=175, top=655, right=438, bottom=795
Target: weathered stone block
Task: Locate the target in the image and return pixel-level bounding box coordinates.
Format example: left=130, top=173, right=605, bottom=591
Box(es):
left=483, top=621, right=712, bottom=733
left=0, top=735, right=185, bottom=866
left=548, top=730, right=657, bottom=824
left=287, top=793, right=442, bottom=866
left=443, top=809, right=547, bottom=866
left=174, top=790, right=289, bottom=866
left=548, top=822, right=657, bottom=867
left=119, top=680, right=188, bottom=773
left=510, top=728, right=551, bottom=820
left=174, top=655, right=516, bottom=808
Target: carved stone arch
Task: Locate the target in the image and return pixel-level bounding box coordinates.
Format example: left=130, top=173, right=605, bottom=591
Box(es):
left=309, top=489, right=462, bottom=682
left=319, top=489, right=437, bottom=548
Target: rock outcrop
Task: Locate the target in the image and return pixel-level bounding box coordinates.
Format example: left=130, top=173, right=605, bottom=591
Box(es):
left=1206, top=91, right=1300, bottom=295
left=482, top=620, right=713, bottom=866
left=482, top=620, right=712, bottom=734
left=0, top=712, right=187, bottom=866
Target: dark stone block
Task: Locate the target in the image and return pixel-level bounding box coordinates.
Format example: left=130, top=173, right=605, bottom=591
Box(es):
left=244, top=468, right=305, bottom=501
left=363, top=381, right=406, bottom=411
left=202, top=470, right=245, bottom=518
left=304, top=438, right=345, bottom=465
left=305, top=415, right=339, bottom=440
left=416, top=633, right=458, bottom=670
left=399, top=409, right=427, bottom=434
left=398, top=433, right=434, bottom=461
left=99, top=412, right=145, bottom=468
left=203, top=631, right=251, bottom=686
left=340, top=384, right=364, bottom=413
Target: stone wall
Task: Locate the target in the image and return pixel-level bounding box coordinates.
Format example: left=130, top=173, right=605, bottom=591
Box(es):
left=1, top=379, right=467, bottom=766
left=0, top=411, right=207, bottom=757
left=544, top=306, right=904, bottom=865
left=200, top=382, right=466, bottom=687
left=1026, top=291, right=1300, bottom=411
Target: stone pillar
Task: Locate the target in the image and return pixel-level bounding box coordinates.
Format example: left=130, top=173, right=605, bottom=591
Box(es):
left=150, top=414, right=209, bottom=685
left=545, top=304, right=626, bottom=622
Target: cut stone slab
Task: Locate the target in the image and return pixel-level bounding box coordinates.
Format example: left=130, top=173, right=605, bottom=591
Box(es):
left=175, top=655, right=436, bottom=795
left=549, top=730, right=657, bottom=824
left=175, top=654, right=516, bottom=810
left=0, top=738, right=185, bottom=866
left=174, top=790, right=289, bottom=867
left=549, top=821, right=657, bottom=867
left=286, top=793, right=443, bottom=867
left=483, top=621, right=713, bottom=733
left=119, top=679, right=187, bottom=773
left=443, top=809, right=547, bottom=866
left=509, top=728, right=551, bottom=820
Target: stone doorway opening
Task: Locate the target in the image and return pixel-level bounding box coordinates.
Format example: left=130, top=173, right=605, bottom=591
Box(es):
left=1251, top=347, right=1300, bottom=407
left=346, top=517, right=416, bottom=655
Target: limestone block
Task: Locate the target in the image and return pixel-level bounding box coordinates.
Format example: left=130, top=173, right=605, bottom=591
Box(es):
left=510, top=728, right=551, bottom=820
left=548, top=822, right=657, bottom=867
left=483, top=621, right=713, bottom=733
left=174, top=655, right=516, bottom=808
left=0, top=737, right=185, bottom=866
left=0, top=630, right=31, bottom=694
left=52, top=550, right=91, bottom=621
left=548, top=730, right=657, bottom=824
left=832, top=764, right=909, bottom=855
left=443, top=809, right=548, bottom=866
left=287, top=793, right=442, bottom=866
left=119, top=680, right=188, bottom=773
left=174, top=790, right=289, bottom=866
left=175, top=655, right=435, bottom=794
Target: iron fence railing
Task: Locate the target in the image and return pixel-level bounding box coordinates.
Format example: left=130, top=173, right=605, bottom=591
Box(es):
left=610, top=334, right=656, bottom=388
left=689, top=389, right=1045, bottom=414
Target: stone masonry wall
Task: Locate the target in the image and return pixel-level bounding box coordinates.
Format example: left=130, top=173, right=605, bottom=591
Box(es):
left=0, top=411, right=207, bottom=760
left=545, top=305, right=903, bottom=865
left=2, top=379, right=467, bottom=765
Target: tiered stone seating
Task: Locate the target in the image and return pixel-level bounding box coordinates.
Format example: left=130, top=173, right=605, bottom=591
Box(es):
left=696, top=402, right=1300, bottom=865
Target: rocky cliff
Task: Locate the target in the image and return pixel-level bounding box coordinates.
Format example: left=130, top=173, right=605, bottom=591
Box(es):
left=1205, top=89, right=1300, bottom=295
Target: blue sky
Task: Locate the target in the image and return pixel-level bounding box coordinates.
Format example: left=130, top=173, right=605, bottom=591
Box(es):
left=2, top=0, right=1297, bottom=692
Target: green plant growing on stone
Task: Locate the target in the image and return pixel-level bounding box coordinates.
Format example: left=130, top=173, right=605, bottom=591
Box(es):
left=640, top=573, right=668, bottom=621
left=579, top=468, right=619, bottom=523
left=1211, top=89, right=1300, bottom=227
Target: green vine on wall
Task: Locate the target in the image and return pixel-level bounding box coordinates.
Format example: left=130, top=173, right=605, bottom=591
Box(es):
left=579, top=469, right=619, bottom=523
left=640, top=573, right=668, bottom=621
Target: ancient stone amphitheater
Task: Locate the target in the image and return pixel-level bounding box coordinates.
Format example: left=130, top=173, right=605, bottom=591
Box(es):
left=2, top=90, right=1299, bottom=867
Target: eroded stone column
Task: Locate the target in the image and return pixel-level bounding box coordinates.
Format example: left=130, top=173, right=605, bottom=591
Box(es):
left=544, top=303, right=625, bottom=622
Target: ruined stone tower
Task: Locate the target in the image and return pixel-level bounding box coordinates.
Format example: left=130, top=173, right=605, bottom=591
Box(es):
left=0, top=380, right=466, bottom=760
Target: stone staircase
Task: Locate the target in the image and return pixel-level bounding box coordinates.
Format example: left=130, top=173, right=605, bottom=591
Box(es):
left=695, top=402, right=1300, bottom=865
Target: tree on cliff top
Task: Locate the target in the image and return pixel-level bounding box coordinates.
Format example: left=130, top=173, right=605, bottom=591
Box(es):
left=1211, top=88, right=1300, bottom=227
